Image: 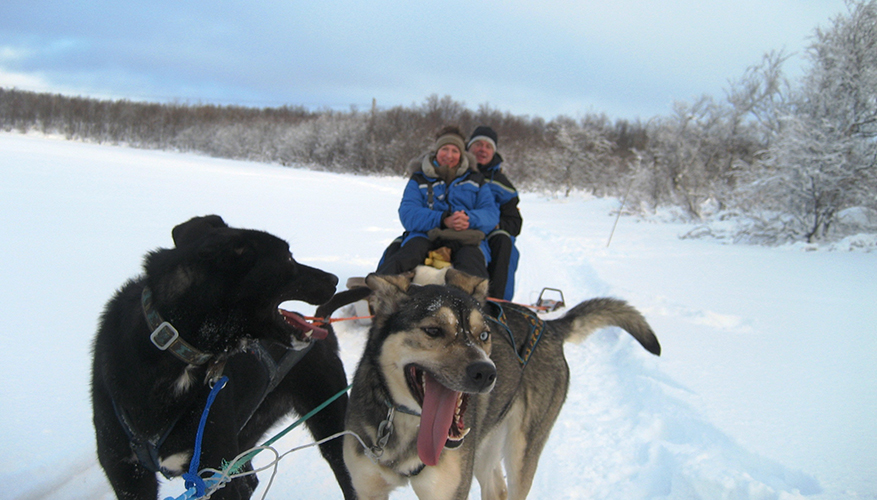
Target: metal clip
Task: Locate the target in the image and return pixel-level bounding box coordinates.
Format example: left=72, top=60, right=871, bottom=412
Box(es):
left=370, top=405, right=397, bottom=458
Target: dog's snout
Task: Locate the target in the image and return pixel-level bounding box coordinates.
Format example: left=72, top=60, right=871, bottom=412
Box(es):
left=466, top=361, right=497, bottom=393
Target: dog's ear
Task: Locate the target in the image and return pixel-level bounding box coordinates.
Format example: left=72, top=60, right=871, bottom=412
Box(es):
left=172, top=215, right=228, bottom=247
left=444, top=268, right=489, bottom=305
left=365, top=273, right=412, bottom=317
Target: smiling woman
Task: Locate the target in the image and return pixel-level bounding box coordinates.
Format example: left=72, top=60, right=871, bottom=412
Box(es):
left=375, top=125, right=499, bottom=279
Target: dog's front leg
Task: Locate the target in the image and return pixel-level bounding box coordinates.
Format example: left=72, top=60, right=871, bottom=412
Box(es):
left=473, top=423, right=509, bottom=500
left=196, top=445, right=256, bottom=500
left=93, top=401, right=161, bottom=500
left=98, top=450, right=160, bottom=500
left=195, top=398, right=255, bottom=500
left=343, top=434, right=405, bottom=500
left=410, top=450, right=470, bottom=500
left=286, top=348, right=358, bottom=500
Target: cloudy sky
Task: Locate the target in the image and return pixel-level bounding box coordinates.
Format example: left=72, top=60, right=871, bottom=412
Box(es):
left=0, top=0, right=848, bottom=121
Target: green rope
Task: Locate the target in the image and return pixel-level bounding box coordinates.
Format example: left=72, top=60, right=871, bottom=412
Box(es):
left=227, top=383, right=353, bottom=475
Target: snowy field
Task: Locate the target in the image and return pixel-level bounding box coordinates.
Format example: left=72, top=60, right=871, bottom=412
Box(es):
left=1, top=132, right=875, bottom=500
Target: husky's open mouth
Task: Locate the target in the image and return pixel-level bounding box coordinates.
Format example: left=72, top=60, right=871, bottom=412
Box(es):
left=278, top=309, right=328, bottom=342
left=405, top=364, right=471, bottom=466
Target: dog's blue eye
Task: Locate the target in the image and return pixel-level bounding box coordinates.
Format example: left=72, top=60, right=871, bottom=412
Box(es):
left=479, top=330, right=489, bottom=342
left=422, top=327, right=442, bottom=338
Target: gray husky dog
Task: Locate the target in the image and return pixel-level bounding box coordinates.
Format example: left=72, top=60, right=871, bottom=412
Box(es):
left=341, top=269, right=660, bottom=500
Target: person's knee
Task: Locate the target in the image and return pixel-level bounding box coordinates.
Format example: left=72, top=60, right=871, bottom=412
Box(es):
left=378, top=237, right=430, bottom=274
left=404, top=237, right=431, bottom=252
left=488, top=233, right=513, bottom=254
left=453, top=245, right=489, bottom=278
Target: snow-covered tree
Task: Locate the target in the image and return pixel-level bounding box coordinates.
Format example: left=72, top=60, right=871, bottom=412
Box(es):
left=744, top=0, right=877, bottom=242
left=639, top=97, right=737, bottom=219
left=542, top=117, right=617, bottom=197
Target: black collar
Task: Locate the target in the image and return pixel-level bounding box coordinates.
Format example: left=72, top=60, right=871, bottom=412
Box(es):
left=141, top=286, right=213, bottom=366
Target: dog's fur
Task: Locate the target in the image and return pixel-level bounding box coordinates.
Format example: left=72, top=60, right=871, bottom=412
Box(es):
left=91, top=215, right=356, bottom=500
left=340, top=269, right=660, bottom=500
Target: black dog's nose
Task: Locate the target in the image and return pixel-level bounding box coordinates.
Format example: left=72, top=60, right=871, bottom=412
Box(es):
left=466, top=361, right=497, bottom=393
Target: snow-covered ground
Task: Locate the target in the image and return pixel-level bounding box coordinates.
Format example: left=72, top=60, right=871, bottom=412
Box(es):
left=1, top=132, right=875, bottom=500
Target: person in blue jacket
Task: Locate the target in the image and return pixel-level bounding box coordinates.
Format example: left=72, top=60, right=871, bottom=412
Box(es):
left=467, top=126, right=522, bottom=301
left=376, top=125, right=499, bottom=278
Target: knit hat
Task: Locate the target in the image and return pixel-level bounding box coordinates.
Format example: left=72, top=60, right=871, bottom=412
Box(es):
left=434, top=129, right=466, bottom=153
left=467, top=125, right=498, bottom=150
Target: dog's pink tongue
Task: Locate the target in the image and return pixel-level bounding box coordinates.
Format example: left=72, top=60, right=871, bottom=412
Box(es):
left=417, top=372, right=459, bottom=466
left=279, top=310, right=328, bottom=340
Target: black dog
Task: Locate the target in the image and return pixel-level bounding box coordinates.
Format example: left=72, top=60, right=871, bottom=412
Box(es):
left=91, top=215, right=356, bottom=499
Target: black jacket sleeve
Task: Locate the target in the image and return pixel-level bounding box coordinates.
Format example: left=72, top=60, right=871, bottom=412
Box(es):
left=499, top=197, right=522, bottom=236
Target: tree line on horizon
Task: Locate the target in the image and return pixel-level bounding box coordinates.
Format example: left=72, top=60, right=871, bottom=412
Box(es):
left=2, top=0, right=875, bottom=244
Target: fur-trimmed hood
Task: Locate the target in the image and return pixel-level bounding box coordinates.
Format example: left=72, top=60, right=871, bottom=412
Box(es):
left=406, top=151, right=478, bottom=181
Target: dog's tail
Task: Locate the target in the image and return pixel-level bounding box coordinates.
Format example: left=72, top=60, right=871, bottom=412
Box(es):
left=549, top=298, right=660, bottom=356
left=315, top=286, right=372, bottom=322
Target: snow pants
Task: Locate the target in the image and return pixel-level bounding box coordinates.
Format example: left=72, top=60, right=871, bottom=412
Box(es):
left=486, top=230, right=519, bottom=301
left=376, top=236, right=489, bottom=279
left=378, top=231, right=517, bottom=300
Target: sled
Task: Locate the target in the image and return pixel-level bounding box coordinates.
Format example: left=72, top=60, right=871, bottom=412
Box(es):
left=338, top=276, right=566, bottom=326
left=534, top=287, right=565, bottom=312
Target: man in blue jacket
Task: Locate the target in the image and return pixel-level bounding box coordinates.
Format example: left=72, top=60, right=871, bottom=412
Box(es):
left=376, top=126, right=499, bottom=278
left=467, top=126, right=522, bottom=301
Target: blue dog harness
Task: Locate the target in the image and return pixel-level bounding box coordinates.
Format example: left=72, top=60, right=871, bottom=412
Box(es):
left=486, top=300, right=547, bottom=366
